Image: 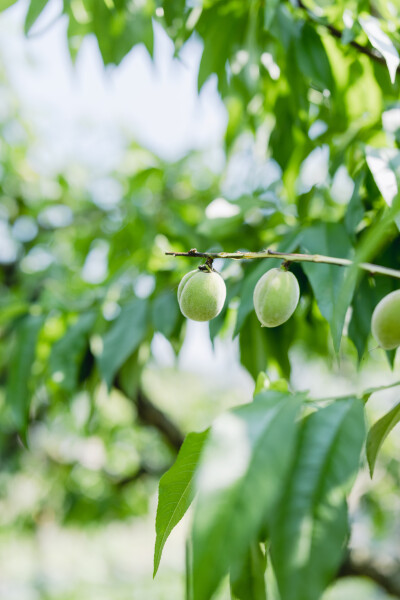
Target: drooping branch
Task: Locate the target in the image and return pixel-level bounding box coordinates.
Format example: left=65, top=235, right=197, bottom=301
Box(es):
left=135, top=387, right=184, bottom=450
left=107, top=462, right=168, bottom=488
left=114, top=379, right=184, bottom=451
left=165, top=249, right=400, bottom=280
left=338, top=554, right=400, bottom=598
left=296, top=0, right=395, bottom=72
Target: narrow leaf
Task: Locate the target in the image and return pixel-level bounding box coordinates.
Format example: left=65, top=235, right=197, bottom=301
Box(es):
left=192, top=391, right=303, bottom=600
left=152, top=290, right=179, bottom=338
left=6, top=315, right=44, bottom=431
left=25, top=0, right=50, bottom=34
left=271, top=398, right=365, bottom=600
left=367, top=400, right=400, bottom=477
left=297, top=24, right=335, bottom=91
left=359, top=16, right=399, bottom=83
left=50, top=312, right=96, bottom=391
left=154, top=429, right=209, bottom=577
left=97, top=298, right=148, bottom=389
left=344, top=171, right=365, bottom=240
left=301, top=223, right=355, bottom=352
left=0, top=0, right=18, bottom=11
left=230, top=542, right=267, bottom=600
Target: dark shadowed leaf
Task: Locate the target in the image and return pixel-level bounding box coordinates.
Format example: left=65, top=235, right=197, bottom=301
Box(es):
left=97, top=298, right=148, bottom=388
left=230, top=542, right=266, bottom=600
left=50, top=312, right=96, bottom=392
left=152, top=290, right=179, bottom=338
left=301, top=223, right=355, bottom=352
left=345, top=171, right=365, bottom=241
left=6, top=314, right=44, bottom=432
left=296, top=24, right=335, bottom=91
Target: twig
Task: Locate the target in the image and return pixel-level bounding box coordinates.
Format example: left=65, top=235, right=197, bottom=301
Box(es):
left=165, top=249, right=400, bottom=280
left=296, top=0, right=395, bottom=72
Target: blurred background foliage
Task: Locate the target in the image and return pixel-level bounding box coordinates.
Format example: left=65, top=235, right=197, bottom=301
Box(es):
left=1, top=0, right=400, bottom=598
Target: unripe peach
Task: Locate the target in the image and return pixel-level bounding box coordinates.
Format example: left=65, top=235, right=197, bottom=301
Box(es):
left=371, top=290, right=400, bottom=350
left=178, top=269, right=226, bottom=322
left=253, top=268, right=299, bottom=327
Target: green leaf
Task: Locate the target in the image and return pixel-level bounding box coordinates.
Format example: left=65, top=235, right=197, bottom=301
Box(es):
left=239, top=313, right=295, bottom=381
left=196, top=4, right=246, bottom=92
left=230, top=542, right=267, bottom=600
left=264, top=0, right=279, bottom=30
left=344, top=171, right=365, bottom=241
left=152, top=290, right=179, bottom=338
left=50, top=312, right=96, bottom=392
left=191, top=391, right=303, bottom=600
left=0, top=0, right=18, bottom=11
left=367, top=400, right=400, bottom=477
left=6, top=314, right=44, bottom=432
left=154, top=429, right=209, bottom=577
left=296, top=24, right=335, bottom=91
left=25, top=0, right=50, bottom=34
left=271, top=398, right=365, bottom=600
left=348, top=275, right=395, bottom=361
left=239, top=313, right=269, bottom=381
left=97, top=298, right=148, bottom=389
left=301, top=223, right=355, bottom=352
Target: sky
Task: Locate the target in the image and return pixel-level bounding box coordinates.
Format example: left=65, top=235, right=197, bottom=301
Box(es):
left=0, top=0, right=227, bottom=173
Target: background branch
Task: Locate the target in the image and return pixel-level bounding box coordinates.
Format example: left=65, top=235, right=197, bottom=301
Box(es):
left=114, top=379, right=184, bottom=451
left=338, top=554, right=400, bottom=597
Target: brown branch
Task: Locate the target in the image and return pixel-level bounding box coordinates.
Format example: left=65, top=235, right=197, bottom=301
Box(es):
left=296, top=0, right=395, bottom=72
left=114, top=379, right=184, bottom=451
left=106, top=462, right=168, bottom=488
left=338, top=554, right=400, bottom=597
left=136, top=388, right=184, bottom=450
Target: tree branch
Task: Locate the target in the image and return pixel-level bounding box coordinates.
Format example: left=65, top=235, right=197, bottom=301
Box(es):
left=165, top=249, right=400, bottom=280
left=114, top=379, right=184, bottom=451
left=338, top=553, right=400, bottom=597
left=136, top=388, right=185, bottom=450
left=296, top=0, right=395, bottom=72
left=106, top=462, right=168, bottom=488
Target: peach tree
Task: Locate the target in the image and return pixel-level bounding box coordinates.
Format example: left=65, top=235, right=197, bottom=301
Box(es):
left=1, top=0, right=400, bottom=599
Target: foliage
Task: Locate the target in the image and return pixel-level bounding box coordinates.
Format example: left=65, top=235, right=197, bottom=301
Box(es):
left=1, top=0, right=400, bottom=598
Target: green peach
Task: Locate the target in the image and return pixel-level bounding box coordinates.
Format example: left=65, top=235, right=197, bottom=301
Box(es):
left=178, top=269, right=226, bottom=322
left=371, top=290, right=400, bottom=350
left=253, top=268, right=300, bottom=327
